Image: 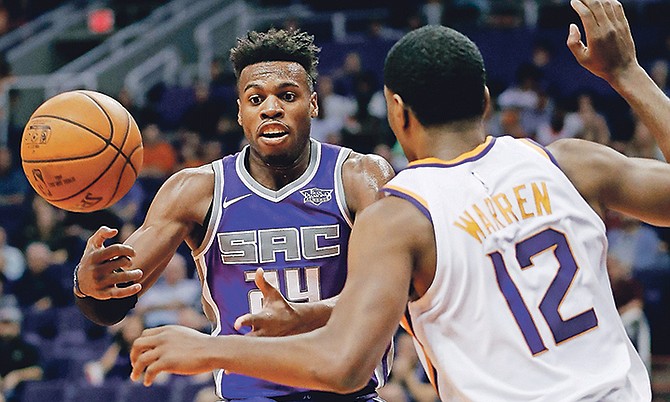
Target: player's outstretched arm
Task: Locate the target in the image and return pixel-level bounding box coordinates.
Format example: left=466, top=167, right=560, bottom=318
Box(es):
left=75, top=165, right=214, bottom=326
left=550, top=0, right=670, bottom=226
left=567, top=0, right=670, bottom=158
left=130, top=195, right=424, bottom=391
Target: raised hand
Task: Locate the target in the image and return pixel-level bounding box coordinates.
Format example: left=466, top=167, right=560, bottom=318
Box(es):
left=76, top=226, right=143, bottom=300
left=234, top=268, right=302, bottom=336
left=567, top=0, right=639, bottom=84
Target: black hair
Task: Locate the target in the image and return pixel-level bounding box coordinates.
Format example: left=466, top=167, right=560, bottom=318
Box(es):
left=384, top=25, right=487, bottom=126
left=230, top=28, right=320, bottom=90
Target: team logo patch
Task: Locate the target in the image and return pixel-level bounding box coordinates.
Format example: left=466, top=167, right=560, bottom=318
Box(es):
left=300, top=187, right=333, bottom=206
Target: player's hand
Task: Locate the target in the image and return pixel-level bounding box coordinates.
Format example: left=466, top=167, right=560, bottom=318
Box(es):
left=567, top=0, right=639, bottom=84
left=76, top=226, right=143, bottom=300
left=130, top=325, right=213, bottom=386
left=234, top=268, right=301, bottom=336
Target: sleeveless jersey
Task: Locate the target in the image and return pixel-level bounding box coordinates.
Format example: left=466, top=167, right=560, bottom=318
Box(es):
left=193, top=139, right=389, bottom=400
left=384, top=136, right=651, bottom=401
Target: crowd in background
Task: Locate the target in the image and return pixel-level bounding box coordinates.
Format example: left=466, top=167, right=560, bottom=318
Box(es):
left=1, top=1, right=670, bottom=401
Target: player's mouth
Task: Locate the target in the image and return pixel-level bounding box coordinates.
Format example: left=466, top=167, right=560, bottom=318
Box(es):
left=257, top=121, right=290, bottom=144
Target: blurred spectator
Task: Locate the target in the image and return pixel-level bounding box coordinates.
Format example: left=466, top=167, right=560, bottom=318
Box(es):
left=109, top=181, right=146, bottom=227
left=0, top=147, right=29, bottom=244
left=573, top=92, right=611, bottom=145
left=421, top=0, right=443, bottom=26
left=312, top=76, right=350, bottom=143
left=10, top=241, right=70, bottom=312
left=0, top=274, right=16, bottom=309
left=0, top=227, right=24, bottom=282
left=200, top=140, right=224, bottom=165
left=535, top=105, right=582, bottom=146
left=180, top=82, right=224, bottom=141
left=332, top=51, right=366, bottom=98
left=18, top=196, right=80, bottom=264
left=135, top=253, right=206, bottom=330
left=212, top=115, right=244, bottom=157
left=497, top=63, right=552, bottom=137
left=175, top=130, right=205, bottom=170
left=629, top=114, right=666, bottom=161
left=607, top=254, right=651, bottom=372
left=378, top=331, right=438, bottom=402
left=607, top=211, right=670, bottom=274
left=139, top=123, right=177, bottom=179
left=138, top=123, right=177, bottom=208
left=649, top=59, right=669, bottom=97
left=83, top=314, right=149, bottom=386
left=0, top=305, right=42, bottom=402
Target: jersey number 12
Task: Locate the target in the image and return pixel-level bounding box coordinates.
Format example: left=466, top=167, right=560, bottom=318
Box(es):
left=488, top=228, right=598, bottom=355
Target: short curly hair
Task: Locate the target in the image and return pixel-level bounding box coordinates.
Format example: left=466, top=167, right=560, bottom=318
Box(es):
left=384, top=25, right=487, bottom=126
left=230, top=28, right=320, bottom=90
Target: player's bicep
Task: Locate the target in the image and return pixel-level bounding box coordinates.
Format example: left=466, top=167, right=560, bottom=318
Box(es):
left=605, top=155, right=670, bottom=226
left=125, top=167, right=213, bottom=292
left=551, top=138, right=670, bottom=226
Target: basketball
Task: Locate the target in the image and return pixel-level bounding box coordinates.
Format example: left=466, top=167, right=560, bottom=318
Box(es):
left=20, top=90, right=143, bottom=212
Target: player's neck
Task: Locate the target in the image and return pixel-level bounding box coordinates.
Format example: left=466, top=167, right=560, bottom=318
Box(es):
left=417, top=120, right=487, bottom=161
left=245, top=144, right=311, bottom=191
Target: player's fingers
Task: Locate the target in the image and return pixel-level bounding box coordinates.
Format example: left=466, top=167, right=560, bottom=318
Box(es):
left=254, top=268, right=280, bottom=299
left=143, top=358, right=168, bottom=387
left=571, top=0, right=597, bottom=34
left=567, top=24, right=587, bottom=61
left=96, top=245, right=136, bottom=264
left=601, top=0, right=618, bottom=24
left=234, top=313, right=253, bottom=331
left=87, top=226, right=118, bottom=249
left=611, top=0, right=626, bottom=23
left=131, top=347, right=159, bottom=383
left=106, top=282, right=142, bottom=299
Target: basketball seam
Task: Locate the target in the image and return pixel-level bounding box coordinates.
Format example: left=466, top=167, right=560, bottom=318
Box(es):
left=100, top=106, right=134, bottom=209
left=39, top=93, right=135, bottom=205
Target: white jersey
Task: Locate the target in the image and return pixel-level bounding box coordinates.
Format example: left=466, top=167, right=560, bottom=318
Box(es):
left=384, top=136, right=651, bottom=401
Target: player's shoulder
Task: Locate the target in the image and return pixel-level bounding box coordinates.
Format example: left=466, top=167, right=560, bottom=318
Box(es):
left=342, top=151, right=395, bottom=182
left=153, top=164, right=215, bottom=219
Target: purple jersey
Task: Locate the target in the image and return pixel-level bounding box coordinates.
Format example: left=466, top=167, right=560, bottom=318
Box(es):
left=192, top=140, right=389, bottom=400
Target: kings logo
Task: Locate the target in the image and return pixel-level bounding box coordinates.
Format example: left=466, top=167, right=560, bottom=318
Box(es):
left=300, top=187, right=333, bottom=206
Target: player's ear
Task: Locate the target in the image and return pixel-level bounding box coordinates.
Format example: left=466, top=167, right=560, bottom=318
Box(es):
left=237, top=99, right=242, bottom=126
left=310, top=92, right=318, bottom=118
left=482, top=86, right=492, bottom=119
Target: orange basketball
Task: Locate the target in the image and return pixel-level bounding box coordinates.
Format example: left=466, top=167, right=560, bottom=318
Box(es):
left=20, top=90, right=143, bottom=212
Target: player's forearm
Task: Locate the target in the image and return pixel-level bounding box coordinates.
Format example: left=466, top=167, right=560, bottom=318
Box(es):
left=214, top=329, right=373, bottom=393
left=608, top=65, right=670, bottom=161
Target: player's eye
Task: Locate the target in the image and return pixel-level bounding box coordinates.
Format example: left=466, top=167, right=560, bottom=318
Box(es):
left=282, top=92, right=296, bottom=102
left=249, top=95, right=262, bottom=105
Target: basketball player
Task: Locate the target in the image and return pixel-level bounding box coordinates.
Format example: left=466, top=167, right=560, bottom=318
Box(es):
left=130, top=0, right=667, bottom=400
left=73, top=28, right=394, bottom=401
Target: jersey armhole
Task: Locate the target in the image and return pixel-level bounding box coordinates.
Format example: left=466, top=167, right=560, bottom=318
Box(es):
left=519, top=138, right=561, bottom=168
left=383, top=184, right=433, bottom=224
left=192, top=160, right=224, bottom=259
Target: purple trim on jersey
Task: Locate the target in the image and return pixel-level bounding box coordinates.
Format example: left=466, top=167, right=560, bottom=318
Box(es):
left=384, top=188, right=433, bottom=224
left=524, top=138, right=560, bottom=168
left=403, top=136, right=497, bottom=170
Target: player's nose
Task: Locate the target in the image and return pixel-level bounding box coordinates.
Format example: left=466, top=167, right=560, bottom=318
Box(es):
left=260, top=95, right=284, bottom=119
